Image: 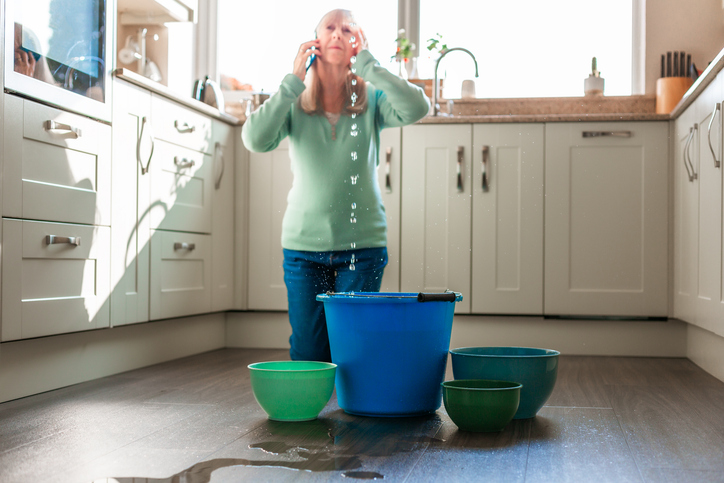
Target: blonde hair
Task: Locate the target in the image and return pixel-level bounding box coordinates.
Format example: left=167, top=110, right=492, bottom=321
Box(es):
left=300, top=9, right=368, bottom=116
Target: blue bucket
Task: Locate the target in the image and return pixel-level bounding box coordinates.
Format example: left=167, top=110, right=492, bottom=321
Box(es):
left=316, top=291, right=462, bottom=417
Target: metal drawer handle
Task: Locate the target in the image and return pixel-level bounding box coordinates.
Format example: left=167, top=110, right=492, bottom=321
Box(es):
left=174, top=156, right=196, bottom=169
left=686, top=124, right=698, bottom=181
left=44, top=120, right=82, bottom=138
left=138, top=116, right=155, bottom=175
left=481, top=145, right=490, bottom=192
left=385, top=147, right=392, bottom=193
left=214, top=142, right=225, bottom=189
left=582, top=131, right=632, bottom=138
left=708, top=103, right=721, bottom=168
left=457, top=146, right=464, bottom=192
left=46, top=235, right=81, bottom=247
left=683, top=126, right=695, bottom=182
left=174, top=120, right=196, bottom=133
left=174, top=242, right=196, bottom=251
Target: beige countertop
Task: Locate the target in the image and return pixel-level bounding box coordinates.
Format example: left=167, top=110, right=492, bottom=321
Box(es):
left=669, top=46, right=724, bottom=118
left=113, top=68, right=241, bottom=125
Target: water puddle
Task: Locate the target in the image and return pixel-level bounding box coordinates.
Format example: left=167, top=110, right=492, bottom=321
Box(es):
left=343, top=470, right=385, bottom=479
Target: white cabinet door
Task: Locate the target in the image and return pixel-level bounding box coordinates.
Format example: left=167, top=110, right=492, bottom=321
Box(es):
left=149, top=229, right=211, bottom=319
left=545, top=122, right=669, bottom=317
left=674, top=107, right=700, bottom=325
left=401, top=124, right=472, bottom=313
left=471, top=124, right=544, bottom=314
left=149, top=140, right=212, bottom=233
left=694, top=73, right=724, bottom=334
left=2, top=94, right=112, bottom=226
left=110, top=79, right=151, bottom=326
left=210, top=120, right=236, bottom=311
left=2, top=219, right=111, bottom=340
left=378, top=127, right=401, bottom=292
left=247, top=139, right=292, bottom=310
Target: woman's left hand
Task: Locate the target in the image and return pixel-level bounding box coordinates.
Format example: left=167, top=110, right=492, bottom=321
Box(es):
left=351, top=25, right=368, bottom=58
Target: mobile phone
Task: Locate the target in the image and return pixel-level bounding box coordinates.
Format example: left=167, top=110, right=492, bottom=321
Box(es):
left=19, top=46, right=41, bottom=62
left=306, top=52, right=316, bottom=71
left=306, top=32, right=317, bottom=72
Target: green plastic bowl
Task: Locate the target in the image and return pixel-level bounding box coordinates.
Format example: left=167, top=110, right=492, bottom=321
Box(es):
left=442, top=379, right=522, bottom=432
left=450, top=347, right=559, bottom=419
left=248, top=361, right=336, bottom=421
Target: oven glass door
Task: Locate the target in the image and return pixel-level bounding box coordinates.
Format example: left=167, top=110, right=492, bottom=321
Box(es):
left=4, top=0, right=112, bottom=121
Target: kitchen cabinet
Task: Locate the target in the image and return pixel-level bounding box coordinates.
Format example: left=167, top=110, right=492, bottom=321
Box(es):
left=2, top=94, right=111, bottom=226
left=401, top=123, right=543, bottom=315
left=674, top=70, right=724, bottom=337
left=674, top=103, right=699, bottom=325
left=110, top=79, right=152, bottom=326
left=246, top=128, right=403, bottom=309
left=377, top=128, right=402, bottom=292
left=400, top=124, right=472, bottom=313
left=1, top=94, right=112, bottom=340
left=471, top=124, right=544, bottom=314
left=149, top=229, right=211, bottom=319
left=2, top=219, right=111, bottom=340
left=545, top=121, right=669, bottom=317
left=694, top=73, right=724, bottom=333
left=247, top=139, right=293, bottom=311
left=210, top=120, right=236, bottom=311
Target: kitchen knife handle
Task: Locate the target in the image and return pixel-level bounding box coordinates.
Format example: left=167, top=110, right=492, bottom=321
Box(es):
left=481, top=145, right=490, bottom=192
left=707, top=103, right=721, bottom=168
left=385, top=147, right=392, bottom=193
left=138, top=116, right=155, bottom=175
left=457, top=146, right=464, bottom=193
left=582, top=131, right=632, bottom=138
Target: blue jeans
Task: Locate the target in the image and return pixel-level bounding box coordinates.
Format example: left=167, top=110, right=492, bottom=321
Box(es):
left=283, top=247, right=388, bottom=362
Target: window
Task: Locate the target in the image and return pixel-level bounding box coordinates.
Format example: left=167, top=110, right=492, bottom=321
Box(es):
left=216, top=1, right=397, bottom=93
left=418, top=0, right=634, bottom=98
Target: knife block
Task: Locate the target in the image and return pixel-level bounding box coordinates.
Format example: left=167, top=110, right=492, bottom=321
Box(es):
left=656, top=77, right=693, bottom=114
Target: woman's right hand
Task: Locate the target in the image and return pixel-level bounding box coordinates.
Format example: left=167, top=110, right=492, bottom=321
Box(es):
left=293, top=39, right=320, bottom=81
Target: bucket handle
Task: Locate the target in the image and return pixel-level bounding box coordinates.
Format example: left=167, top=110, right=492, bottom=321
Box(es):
left=417, top=291, right=459, bottom=302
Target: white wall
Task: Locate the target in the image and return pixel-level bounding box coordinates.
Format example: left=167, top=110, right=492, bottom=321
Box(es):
left=645, top=0, right=724, bottom=95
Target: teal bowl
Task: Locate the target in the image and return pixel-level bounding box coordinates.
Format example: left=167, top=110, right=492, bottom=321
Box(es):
left=450, top=347, right=560, bottom=419
left=442, top=379, right=522, bottom=432
left=248, top=361, right=336, bottom=421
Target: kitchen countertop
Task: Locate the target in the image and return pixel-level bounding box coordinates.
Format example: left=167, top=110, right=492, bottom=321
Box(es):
left=113, top=68, right=241, bottom=125
left=118, top=44, right=724, bottom=126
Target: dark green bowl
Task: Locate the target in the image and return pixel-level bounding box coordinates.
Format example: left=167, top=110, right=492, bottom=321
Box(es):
left=450, top=347, right=559, bottom=419
left=441, top=379, right=522, bottom=432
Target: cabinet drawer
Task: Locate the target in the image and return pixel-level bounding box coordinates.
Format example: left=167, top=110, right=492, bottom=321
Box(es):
left=151, top=95, right=212, bottom=153
left=2, top=95, right=112, bottom=225
left=1, top=219, right=111, bottom=341
left=150, top=229, right=211, bottom=320
left=149, top=139, right=212, bottom=233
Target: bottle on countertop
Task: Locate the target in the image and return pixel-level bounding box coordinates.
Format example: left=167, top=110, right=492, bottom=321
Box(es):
left=584, top=57, right=604, bottom=97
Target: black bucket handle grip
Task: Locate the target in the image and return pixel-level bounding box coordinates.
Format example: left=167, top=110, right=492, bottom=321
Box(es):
left=417, top=292, right=457, bottom=302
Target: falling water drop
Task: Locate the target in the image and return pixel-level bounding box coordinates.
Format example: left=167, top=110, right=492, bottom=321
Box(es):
left=351, top=79, right=357, bottom=86
left=351, top=203, right=357, bottom=209
left=350, top=36, right=356, bottom=44
left=351, top=113, right=357, bottom=119
left=351, top=175, right=358, bottom=185
left=350, top=56, right=357, bottom=64
left=350, top=217, right=357, bottom=223
left=349, top=264, right=356, bottom=271
left=350, top=242, right=356, bottom=248
left=351, top=67, right=357, bottom=74
left=351, top=151, right=358, bottom=161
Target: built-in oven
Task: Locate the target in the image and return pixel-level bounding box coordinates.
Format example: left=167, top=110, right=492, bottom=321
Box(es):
left=3, top=0, right=114, bottom=121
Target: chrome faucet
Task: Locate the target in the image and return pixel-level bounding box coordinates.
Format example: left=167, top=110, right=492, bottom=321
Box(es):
left=433, top=47, right=479, bottom=116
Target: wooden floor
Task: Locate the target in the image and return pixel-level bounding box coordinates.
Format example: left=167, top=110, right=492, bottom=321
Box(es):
left=1, top=349, right=724, bottom=482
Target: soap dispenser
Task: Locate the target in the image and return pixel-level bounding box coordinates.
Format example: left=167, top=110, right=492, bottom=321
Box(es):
left=584, top=57, right=604, bottom=97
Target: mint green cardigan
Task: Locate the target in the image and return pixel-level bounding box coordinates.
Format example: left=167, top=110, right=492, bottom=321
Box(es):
left=241, top=50, right=430, bottom=252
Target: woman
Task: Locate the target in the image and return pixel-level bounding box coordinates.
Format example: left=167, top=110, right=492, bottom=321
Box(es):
left=242, top=9, right=429, bottom=362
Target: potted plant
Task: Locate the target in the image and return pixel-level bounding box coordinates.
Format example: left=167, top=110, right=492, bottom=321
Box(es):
left=392, top=29, right=416, bottom=78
